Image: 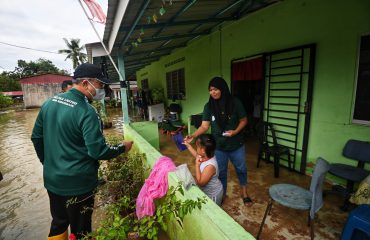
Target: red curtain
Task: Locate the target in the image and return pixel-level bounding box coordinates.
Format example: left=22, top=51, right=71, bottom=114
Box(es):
left=232, top=57, right=263, bottom=81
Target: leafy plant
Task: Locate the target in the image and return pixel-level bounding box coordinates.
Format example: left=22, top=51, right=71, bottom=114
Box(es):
left=0, top=94, right=14, bottom=108
left=85, top=135, right=207, bottom=240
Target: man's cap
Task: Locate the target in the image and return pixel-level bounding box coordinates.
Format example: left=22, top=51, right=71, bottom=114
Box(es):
left=73, top=63, right=112, bottom=84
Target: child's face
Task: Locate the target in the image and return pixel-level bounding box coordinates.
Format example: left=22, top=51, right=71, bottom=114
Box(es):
left=195, top=141, right=206, bottom=157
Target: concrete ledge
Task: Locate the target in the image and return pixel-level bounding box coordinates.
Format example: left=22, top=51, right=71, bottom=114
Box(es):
left=124, top=124, right=255, bottom=240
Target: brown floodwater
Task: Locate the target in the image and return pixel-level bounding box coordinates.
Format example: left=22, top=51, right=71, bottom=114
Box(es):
left=0, top=108, right=125, bottom=240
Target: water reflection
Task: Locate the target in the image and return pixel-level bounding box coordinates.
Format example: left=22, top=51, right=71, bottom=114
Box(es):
left=0, top=109, right=49, bottom=239
left=0, top=108, right=124, bottom=239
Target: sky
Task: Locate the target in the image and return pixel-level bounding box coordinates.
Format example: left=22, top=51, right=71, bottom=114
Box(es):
left=0, top=0, right=107, bottom=74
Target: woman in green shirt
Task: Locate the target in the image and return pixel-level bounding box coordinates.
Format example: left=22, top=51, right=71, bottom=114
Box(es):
left=185, top=77, right=252, bottom=205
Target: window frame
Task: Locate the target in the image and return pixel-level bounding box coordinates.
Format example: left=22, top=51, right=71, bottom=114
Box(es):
left=352, top=33, right=370, bottom=125
left=166, top=68, right=185, bottom=100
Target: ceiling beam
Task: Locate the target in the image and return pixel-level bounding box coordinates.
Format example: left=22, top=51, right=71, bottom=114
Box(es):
left=190, top=0, right=244, bottom=33
left=125, top=43, right=187, bottom=57
left=118, top=0, right=151, bottom=49
left=118, top=17, right=235, bottom=32
left=153, top=0, right=198, bottom=37
left=122, top=31, right=209, bottom=47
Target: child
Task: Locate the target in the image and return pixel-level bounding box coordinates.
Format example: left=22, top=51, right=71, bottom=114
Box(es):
left=183, top=134, right=224, bottom=205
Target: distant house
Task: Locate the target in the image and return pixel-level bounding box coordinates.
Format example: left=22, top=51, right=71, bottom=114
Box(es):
left=20, top=74, right=72, bottom=108
left=1, top=91, right=23, bottom=99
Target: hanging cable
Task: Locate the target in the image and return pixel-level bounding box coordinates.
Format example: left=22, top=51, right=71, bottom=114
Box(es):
left=0, top=41, right=61, bottom=54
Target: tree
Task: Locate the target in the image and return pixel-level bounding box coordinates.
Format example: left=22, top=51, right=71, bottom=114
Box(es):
left=58, top=38, right=87, bottom=69
left=14, top=58, right=68, bottom=77
left=0, top=73, right=21, bottom=92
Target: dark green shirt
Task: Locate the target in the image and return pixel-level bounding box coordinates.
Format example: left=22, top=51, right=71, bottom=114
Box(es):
left=202, top=98, right=246, bottom=151
left=31, top=88, right=125, bottom=196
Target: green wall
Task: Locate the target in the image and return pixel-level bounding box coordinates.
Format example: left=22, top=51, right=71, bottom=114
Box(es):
left=136, top=0, right=370, bottom=172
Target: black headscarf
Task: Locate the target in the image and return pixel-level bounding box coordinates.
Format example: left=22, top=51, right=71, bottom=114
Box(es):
left=208, top=77, right=234, bottom=131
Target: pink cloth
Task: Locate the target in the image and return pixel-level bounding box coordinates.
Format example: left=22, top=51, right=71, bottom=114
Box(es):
left=136, top=156, right=176, bottom=219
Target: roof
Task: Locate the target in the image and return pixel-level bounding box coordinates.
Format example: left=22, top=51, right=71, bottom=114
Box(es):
left=1, top=91, right=23, bottom=96
left=103, top=0, right=279, bottom=78
left=20, top=74, right=72, bottom=84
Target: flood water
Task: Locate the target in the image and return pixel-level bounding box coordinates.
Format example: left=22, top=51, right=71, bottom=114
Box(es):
left=0, top=108, right=124, bottom=240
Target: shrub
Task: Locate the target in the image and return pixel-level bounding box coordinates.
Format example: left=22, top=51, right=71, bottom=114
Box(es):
left=0, top=94, right=14, bottom=109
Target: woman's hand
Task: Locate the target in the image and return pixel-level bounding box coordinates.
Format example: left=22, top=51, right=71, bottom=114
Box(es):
left=184, top=135, right=194, bottom=143
left=223, top=130, right=235, bottom=137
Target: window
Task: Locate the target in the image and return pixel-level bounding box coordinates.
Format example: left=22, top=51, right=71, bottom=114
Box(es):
left=141, top=79, right=149, bottom=90
left=166, top=68, right=185, bottom=100
left=353, top=34, right=370, bottom=124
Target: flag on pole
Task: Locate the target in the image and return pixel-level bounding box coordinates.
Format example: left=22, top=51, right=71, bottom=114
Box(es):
left=83, top=0, right=106, bottom=24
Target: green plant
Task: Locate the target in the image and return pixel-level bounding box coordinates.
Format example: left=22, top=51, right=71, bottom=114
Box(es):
left=87, top=135, right=207, bottom=239
left=134, top=184, right=207, bottom=239
left=85, top=184, right=206, bottom=240
left=0, top=94, right=14, bottom=108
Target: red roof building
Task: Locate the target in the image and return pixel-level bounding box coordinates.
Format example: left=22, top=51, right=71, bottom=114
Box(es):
left=20, top=74, right=72, bottom=108
left=1, top=91, right=23, bottom=97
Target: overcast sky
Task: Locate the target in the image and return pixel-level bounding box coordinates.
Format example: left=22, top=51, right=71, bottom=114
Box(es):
left=0, top=0, right=107, bottom=74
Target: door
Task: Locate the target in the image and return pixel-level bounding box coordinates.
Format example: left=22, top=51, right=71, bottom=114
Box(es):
left=263, top=44, right=316, bottom=173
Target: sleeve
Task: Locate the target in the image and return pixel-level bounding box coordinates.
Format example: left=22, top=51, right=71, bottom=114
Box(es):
left=234, top=98, right=247, bottom=119
left=202, top=103, right=212, bottom=121
left=31, top=108, right=45, bottom=164
left=81, top=109, right=125, bottom=160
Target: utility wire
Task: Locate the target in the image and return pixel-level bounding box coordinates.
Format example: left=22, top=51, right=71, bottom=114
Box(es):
left=0, top=41, right=61, bottom=55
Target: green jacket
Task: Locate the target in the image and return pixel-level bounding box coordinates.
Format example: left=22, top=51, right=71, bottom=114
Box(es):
left=31, top=88, right=125, bottom=196
left=202, top=98, right=247, bottom=151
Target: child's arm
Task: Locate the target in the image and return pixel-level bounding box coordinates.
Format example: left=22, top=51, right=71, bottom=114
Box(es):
left=195, top=161, right=216, bottom=187
left=183, top=141, right=198, bottom=158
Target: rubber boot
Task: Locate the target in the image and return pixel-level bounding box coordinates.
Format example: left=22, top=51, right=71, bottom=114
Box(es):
left=47, top=229, right=68, bottom=240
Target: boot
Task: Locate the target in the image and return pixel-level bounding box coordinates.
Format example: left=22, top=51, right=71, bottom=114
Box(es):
left=47, top=229, right=68, bottom=240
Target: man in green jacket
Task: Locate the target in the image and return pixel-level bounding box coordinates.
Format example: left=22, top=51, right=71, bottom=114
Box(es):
left=31, top=63, right=133, bottom=240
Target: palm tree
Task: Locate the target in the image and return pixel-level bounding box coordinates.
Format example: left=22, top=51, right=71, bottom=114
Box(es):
left=58, top=38, right=87, bottom=69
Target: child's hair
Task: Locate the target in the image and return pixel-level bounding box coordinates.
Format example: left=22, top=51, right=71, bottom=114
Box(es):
left=196, top=134, right=216, bottom=158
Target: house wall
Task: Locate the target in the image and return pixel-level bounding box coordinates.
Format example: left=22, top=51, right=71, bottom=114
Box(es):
left=136, top=0, right=370, bottom=172
left=22, top=83, right=61, bottom=108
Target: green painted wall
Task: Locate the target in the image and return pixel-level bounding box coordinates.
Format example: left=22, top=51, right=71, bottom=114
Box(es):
left=136, top=0, right=370, bottom=173
left=130, top=121, right=160, bottom=150
left=123, top=124, right=255, bottom=240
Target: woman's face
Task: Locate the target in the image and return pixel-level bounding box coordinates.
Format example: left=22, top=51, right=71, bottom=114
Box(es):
left=209, top=86, right=221, bottom=100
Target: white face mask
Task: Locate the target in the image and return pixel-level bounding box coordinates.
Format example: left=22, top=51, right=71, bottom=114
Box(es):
left=87, top=80, right=105, bottom=101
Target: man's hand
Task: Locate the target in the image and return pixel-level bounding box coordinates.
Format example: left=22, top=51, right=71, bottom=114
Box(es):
left=123, top=141, right=134, bottom=152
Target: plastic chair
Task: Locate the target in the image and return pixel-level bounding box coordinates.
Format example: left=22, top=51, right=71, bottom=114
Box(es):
left=341, top=204, right=370, bottom=240
left=327, top=140, right=370, bottom=210
left=256, top=122, right=292, bottom=177
left=257, top=157, right=330, bottom=240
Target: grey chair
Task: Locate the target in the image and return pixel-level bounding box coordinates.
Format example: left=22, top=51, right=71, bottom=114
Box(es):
left=257, top=157, right=330, bottom=240
left=326, top=139, right=370, bottom=210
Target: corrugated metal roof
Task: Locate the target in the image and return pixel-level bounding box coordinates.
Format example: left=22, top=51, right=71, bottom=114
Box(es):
left=103, top=0, right=279, bottom=78
left=1, top=91, right=23, bottom=96
left=20, top=74, right=72, bottom=85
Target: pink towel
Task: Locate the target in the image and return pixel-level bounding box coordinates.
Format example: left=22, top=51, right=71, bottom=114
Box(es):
left=136, top=156, right=176, bottom=219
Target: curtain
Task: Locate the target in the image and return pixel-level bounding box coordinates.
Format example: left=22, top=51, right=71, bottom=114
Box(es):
left=232, top=57, right=263, bottom=81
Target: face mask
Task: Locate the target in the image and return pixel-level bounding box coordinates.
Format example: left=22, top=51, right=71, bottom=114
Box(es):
left=87, top=80, right=105, bottom=101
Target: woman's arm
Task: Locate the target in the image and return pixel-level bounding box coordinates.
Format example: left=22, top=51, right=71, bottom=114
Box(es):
left=184, top=121, right=210, bottom=143
left=195, top=163, right=216, bottom=187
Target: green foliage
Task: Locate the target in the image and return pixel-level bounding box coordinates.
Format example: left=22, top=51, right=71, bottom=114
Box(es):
left=13, top=58, right=69, bottom=77
left=0, top=73, right=21, bottom=92
left=85, top=135, right=207, bottom=240
left=58, top=38, right=87, bottom=69
left=134, top=184, right=207, bottom=240
left=0, top=94, right=14, bottom=108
